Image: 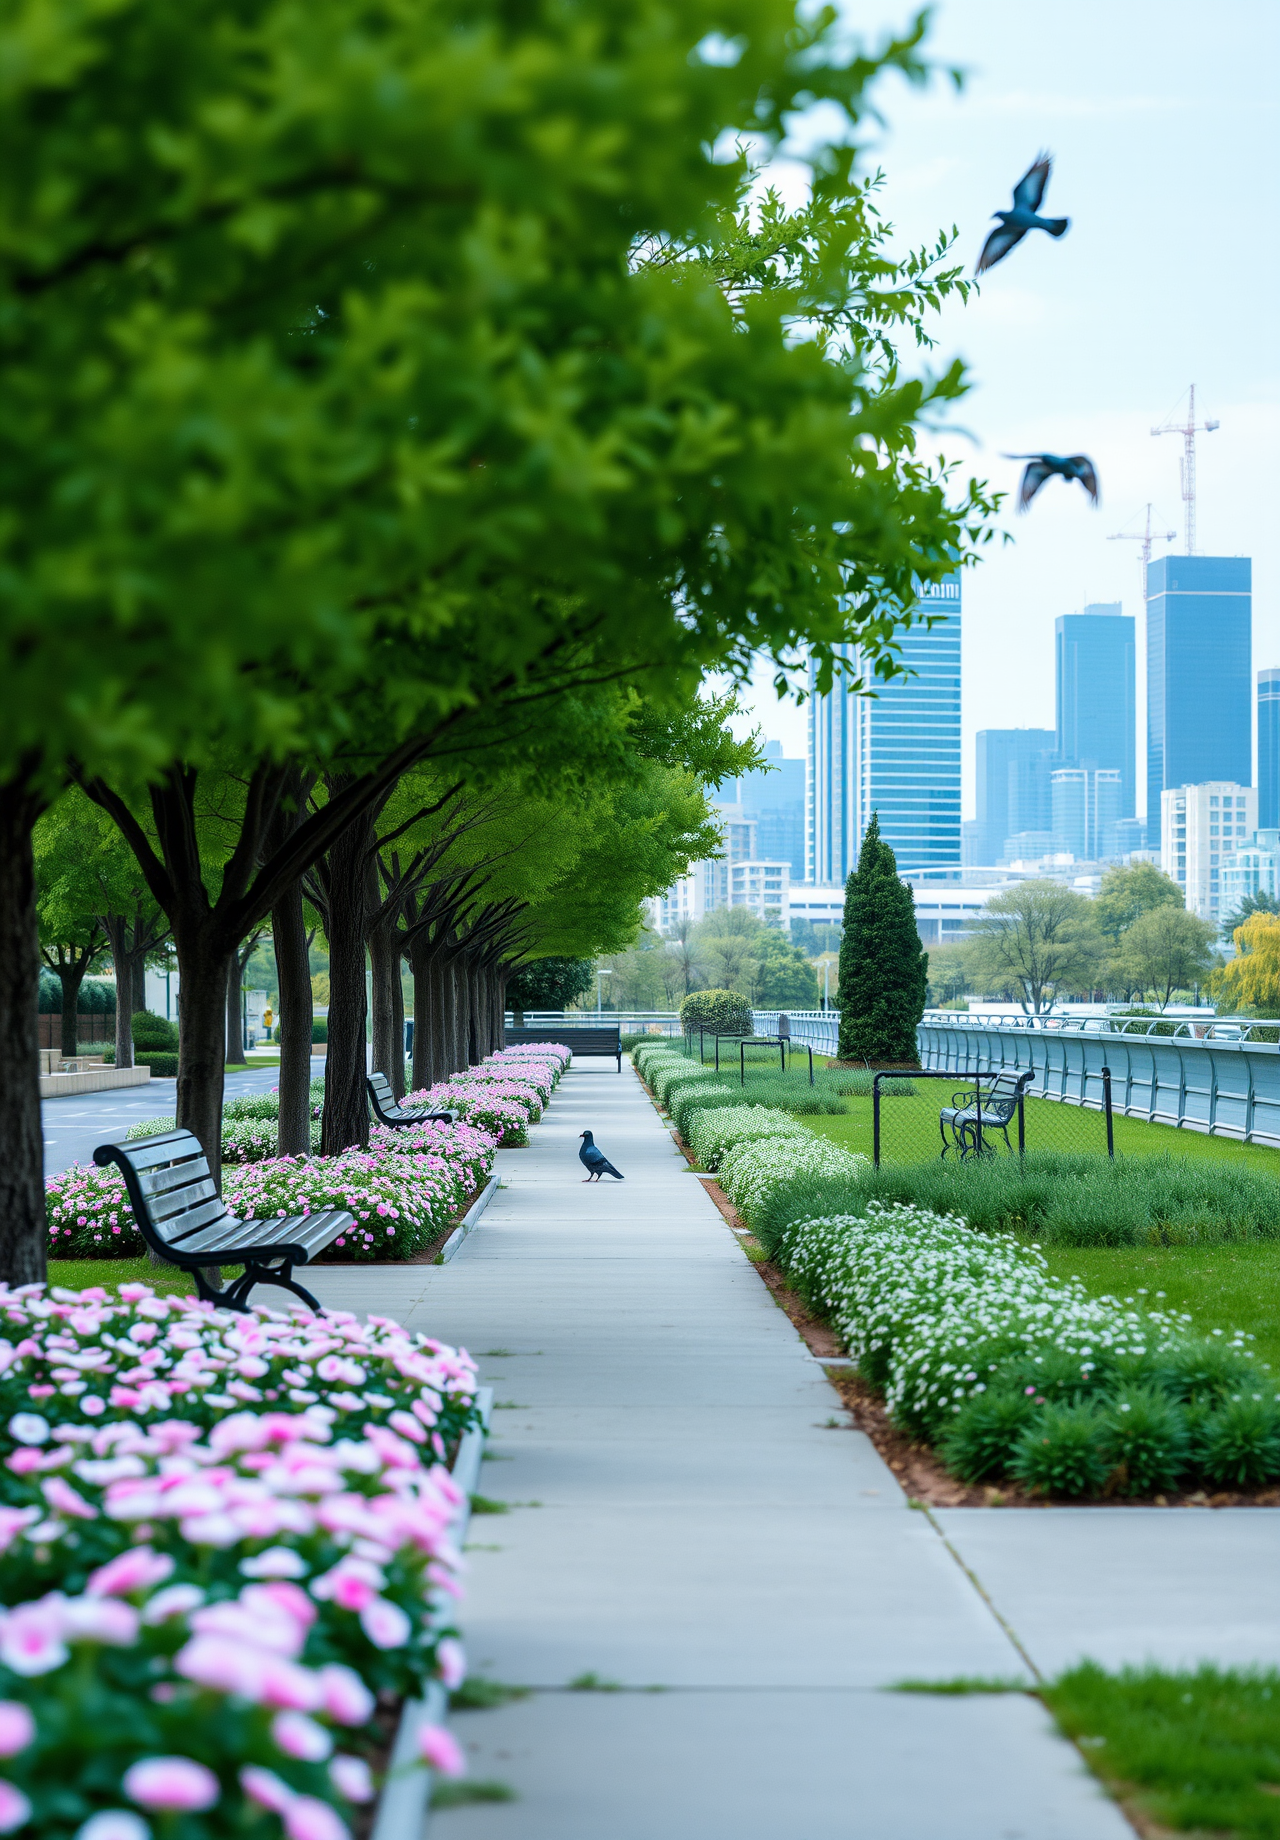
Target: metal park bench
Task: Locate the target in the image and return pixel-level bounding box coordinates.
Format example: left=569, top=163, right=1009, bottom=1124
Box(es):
left=367, top=1072, right=456, bottom=1129
left=503, top=1024, right=622, bottom=1071
left=93, top=1130, right=351, bottom=1312
left=938, top=1070, right=1035, bottom=1160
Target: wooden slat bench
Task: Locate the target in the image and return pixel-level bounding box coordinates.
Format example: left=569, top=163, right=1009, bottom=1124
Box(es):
left=93, top=1129, right=351, bottom=1313
left=367, top=1072, right=456, bottom=1129
left=503, top=1024, right=622, bottom=1070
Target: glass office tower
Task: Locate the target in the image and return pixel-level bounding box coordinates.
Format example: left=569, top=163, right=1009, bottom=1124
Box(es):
left=736, top=740, right=806, bottom=880
left=807, top=577, right=961, bottom=879
left=975, top=729, right=1055, bottom=863
left=1146, top=556, right=1251, bottom=846
left=1259, top=669, right=1280, bottom=833
left=1056, top=603, right=1136, bottom=817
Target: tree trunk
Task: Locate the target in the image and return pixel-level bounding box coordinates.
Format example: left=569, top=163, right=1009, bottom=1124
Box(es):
left=467, top=960, right=483, bottom=1066
left=368, top=917, right=400, bottom=1089
left=494, top=968, right=507, bottom=1051
left=225, top=968, right=243, bottom=1067
left=58, top=959, right=89, bottom=1059
left=391, top=947, right=406, bottom=1099
left=408, top=936, right=431, bottom=1093
left=321, top=806, right=372, bottom=1155
left=103, top=916, right=135, bottom=1068
left=0, top=784, right=48, bottom=1286
left=449, top=956, right=469, bottom=1076
left=125, top=936, right=151, bottom=1018
left=175, top=946, right=231, bottom=1182
left=273, top=878, right=314, bottom=1158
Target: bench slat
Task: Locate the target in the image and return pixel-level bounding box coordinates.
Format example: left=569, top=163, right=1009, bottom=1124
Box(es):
left=123, top=1132, right=206, bottom=1173
left=138, top=1160, right=215, bottom=1201
left=163, top=1197, right=232, bottom=1242
left=147, top=1176, right=221, bottom=1222
left=175, top=1219, right=297, bottom=1257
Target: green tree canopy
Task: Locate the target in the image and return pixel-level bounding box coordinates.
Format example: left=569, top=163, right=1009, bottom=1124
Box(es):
left=964, top=882, right=1104, bottom=1016
left=1115, top=905, right=1217, bottom=1012
left=837, top=814, right=926, bottom=1062
left=1094, top=863, right=1185, bottom=943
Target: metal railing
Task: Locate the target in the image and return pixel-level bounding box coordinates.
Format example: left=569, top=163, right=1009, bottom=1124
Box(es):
left=917, top=1013, right=1280, bottom=1147
left=920, top=1009, right=1267, bottom=1042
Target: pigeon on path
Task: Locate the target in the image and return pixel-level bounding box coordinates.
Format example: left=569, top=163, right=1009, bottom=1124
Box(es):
left=976, top=153, right=1070, bottom=275
left=579, top=1130, right=624, bottom=1182
left=1004, top=452, right=1100, bottom=512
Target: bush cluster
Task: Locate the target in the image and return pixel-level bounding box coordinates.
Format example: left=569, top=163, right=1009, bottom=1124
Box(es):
left=677, top=990, right=753, bottom=1037
left=686, top=1105, right=808, bottom=1173
left=0, top=1283, right=478, bottom=1837
left=717, top=1135, right=868, bottom=1228
left=776, top=1201, right=1277, bottom=1497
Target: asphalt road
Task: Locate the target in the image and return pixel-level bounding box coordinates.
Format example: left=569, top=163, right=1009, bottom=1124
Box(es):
left=41, top=1059, right=326, bottom=1175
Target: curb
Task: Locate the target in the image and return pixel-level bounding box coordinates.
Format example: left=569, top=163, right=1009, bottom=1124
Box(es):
left=371, top=1385, right=494, bottom=1840
left=439, top=1173, right=501, bottom=1263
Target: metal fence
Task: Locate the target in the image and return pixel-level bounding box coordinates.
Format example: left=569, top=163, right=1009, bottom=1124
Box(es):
left=916, top=1014, right=1280, bottom=1149
left=504, top=1008, right=842, bottom=1051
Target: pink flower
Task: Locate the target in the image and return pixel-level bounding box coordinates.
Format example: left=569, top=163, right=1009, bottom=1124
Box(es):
left=0, top=1601, right=69, bottom=1677
left=435, top=1638, right=466, bottom=1691
left=123, top=1757, right=219, bottom=1812
left=283, top=1796, right=350, bottom=1840
left=0, top=1705, right=34, bottom=1758
left=359, top=1598, right=411, bottom=1650
left=240, top=1766, right=295, bottom=1815
left=329, top=1755, right=374, bottom=1804
left=0, top=1782, right=31, bottom=1834
left=75, top=1813, right=151, bottom=1840
left=140, top=1584, right=204, bottom=1626
left=417, top=1725, right=465, bottom=1777
left=63, top=1597, right=139, bottom=1645
left=88, top=1547, right=174, bottom=1598
left=272, top=1712, right=333, bottom=1763
left=317, top=1664, right=374, bottom=1727
left=240, top=1548, right=308, bottom=1580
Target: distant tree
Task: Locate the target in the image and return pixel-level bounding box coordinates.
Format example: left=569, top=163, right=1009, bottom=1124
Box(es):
left=662, top=918, right=705, bottom=998
left=837, top=815, right=927, bottom=1063
left=1115, top=906, right=1217, bottom=1011
left=965, top=881, right=1103, bottom=1016
left=926, top=941, right=973, bottom=1008
left=1095, top=862, right=1184, bottom=942
left=1212, top=913, right=1280, bottom=1013
left=1220, top=889, right=1280, bottom=942
left=508, top=958, right=593, bottom=1023
left=753, top=931, right=819, bottom=1008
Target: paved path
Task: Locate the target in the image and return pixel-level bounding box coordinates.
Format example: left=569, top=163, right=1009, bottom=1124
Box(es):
left=42, top=1059, right=325, bottom=1175
left=307, top=1066, right=1132, bottom=1839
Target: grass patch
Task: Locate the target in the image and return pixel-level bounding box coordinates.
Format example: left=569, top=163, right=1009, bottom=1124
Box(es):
left=449, top=1678, right=530, bottom=1711
left=1043, top=1662, right=1280, bottom=1837
left=890, top=1676, right=1028, bottom=1695
left=468, top=1495, right=510, bottom=1515
left=431, top=1781, right=517, bottom=1808
left=1042, top=1241, right=1280, bottom=1374
left=567, top=1672, right=621, bottom=1692
left=46, top=1258, right=250, bottom=1297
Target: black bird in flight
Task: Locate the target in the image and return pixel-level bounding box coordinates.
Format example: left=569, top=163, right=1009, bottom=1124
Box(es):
left=976, top=153, right=1070, bottom=274
left=579, top=1130, right=624, bottom=1182
left=1004, top=452, right=1100, bottom=513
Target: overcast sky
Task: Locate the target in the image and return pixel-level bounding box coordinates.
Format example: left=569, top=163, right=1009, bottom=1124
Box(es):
left=736, top=0, right=1279, bottom=825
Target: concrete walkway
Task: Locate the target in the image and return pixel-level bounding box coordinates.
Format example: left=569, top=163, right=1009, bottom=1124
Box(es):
left=309, top=1065, right=1133, bottom=1838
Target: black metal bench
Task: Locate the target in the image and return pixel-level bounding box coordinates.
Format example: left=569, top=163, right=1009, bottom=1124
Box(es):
left=367, top=1072, right=456, bottom=1129
left=939, top=1071, right=1035, bottom=1160
left=503, top=1024, right=621, bottom=1071
left=93, top=1130, right=351, bottom=1313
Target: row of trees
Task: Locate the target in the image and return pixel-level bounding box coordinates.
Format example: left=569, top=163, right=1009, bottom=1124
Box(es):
left=596, top=908, right=820, bottom=1011
left=2, top=0, right=1000, bottom=1282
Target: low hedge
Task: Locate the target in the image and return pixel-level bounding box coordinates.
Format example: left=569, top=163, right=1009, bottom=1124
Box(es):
left=679, top=989, right=753, bottom=1036
left=651, top=1060, right=717, bottom=1109
left=776, top=1200, right=1278, bottom=1498
left=686, top=1105, right=808, bottom=1173
left=718, top=1135, right=868, bottom=1228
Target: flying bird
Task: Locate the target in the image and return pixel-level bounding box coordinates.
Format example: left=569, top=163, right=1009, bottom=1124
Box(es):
left=976, top=153, right=1070, bottom=275
left=579, top=1130, right=624, bottom=1182
left=1004, top=452, right=1100, bottom=513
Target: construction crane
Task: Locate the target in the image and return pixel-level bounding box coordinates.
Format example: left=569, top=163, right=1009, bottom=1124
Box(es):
left=1151, top=384, right=1219, bottom=554
left=1108, top=504, right=1177, bottom=602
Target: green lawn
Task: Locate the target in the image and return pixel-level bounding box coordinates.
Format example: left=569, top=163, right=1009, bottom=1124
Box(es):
left=46, top=1259, right=242, bottom=1297
left=1041, top=1240, right=1280, bottom=1375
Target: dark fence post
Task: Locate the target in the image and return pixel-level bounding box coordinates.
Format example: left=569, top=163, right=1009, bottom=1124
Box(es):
left=1102, top=1065, right=1115, bottom=1158
left=873, top=1073, right=882, bottom=1169
left=1017, top=1089, right=1025, bottom=1157
left=974, top=1082, right=983, bottom=1157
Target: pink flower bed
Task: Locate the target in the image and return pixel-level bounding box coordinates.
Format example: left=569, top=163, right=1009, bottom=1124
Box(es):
left=0, top=1284, right=478, bottom=1836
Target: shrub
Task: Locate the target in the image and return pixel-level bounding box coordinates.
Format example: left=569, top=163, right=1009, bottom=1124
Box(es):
left=0, top=1283, right=476, bottom=1840
left=312, top=1016, right=328, bottom=1043
left=652, top=1061, right=716, bottom=1108
left=670, top=1083, right=742, bottom=1138
left=937, top=1390, right=1038, bottom=1483
left=717, top=1135, right=868, bottom=1229
left=1011, top=1403, right=1112, bottom=1498
left=686, top=1105, right=807, bottom=1173
left=1098, top=1387, right=1190, bottom=1496
left=1195, top=1398, right=1280, bottom=1488
left=132, top=1010, right=178, bottom=1051
left=678, top=990, right=753, bottom=1037
left=137, top=1052, right=179, bottom=1078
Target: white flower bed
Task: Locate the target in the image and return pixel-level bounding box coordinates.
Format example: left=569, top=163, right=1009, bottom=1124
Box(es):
left=686, top=1106, right=808, bottom=1173
left=718, top=1136, right=868, bottom=1227
left=779, top=1202, right=1189, bottom=1435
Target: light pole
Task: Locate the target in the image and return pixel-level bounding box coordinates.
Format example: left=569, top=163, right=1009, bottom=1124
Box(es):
left=822, top=960, right=831, bottom=1010
left=597, top=967, right=612, bottom=1016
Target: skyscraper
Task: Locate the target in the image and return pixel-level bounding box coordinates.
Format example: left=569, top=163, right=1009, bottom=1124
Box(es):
left=1051, top=767, right=1122, bottom=861
left=1146, top=556, right=1252, bottom=845
left=1259, top=669, right=1280, bottom=832
left=1056, top=604, right=1136, bottom=817
left=974, top=728, right=1055, bottom=864
left=807, top=576, right=962, bottom=879
left=736, top=740, right=806, bottom=880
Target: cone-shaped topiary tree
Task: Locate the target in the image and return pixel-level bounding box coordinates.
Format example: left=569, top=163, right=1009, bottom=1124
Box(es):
left=837, top=813, right=927, bottom=1064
